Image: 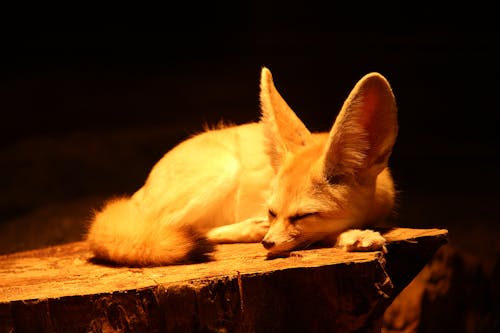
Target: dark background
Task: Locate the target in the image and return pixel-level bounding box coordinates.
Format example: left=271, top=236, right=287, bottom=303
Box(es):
left=0, top=12, right=499, bottom=270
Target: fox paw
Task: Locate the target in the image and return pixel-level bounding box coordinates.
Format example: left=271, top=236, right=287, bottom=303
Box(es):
left=336, top=229, right=387, bottom=252
left=245, top=217, right=270, bottom=242
left=206, top=217, right=269, bottom=243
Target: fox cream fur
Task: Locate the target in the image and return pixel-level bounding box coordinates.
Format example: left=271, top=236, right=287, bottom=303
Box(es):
left=86, top=67, right=398, bottom=266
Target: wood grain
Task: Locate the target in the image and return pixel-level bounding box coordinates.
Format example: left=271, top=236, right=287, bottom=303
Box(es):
left=0, top=228, right=447, bottom=333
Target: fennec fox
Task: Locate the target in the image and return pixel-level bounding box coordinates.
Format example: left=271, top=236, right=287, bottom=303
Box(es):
left=86, top=67, right=398, bottom=266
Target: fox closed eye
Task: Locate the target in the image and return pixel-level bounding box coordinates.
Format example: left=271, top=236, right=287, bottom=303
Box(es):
left=268, top=209, right=317, bottom=223
left=289, top=212, right=317, bottom=223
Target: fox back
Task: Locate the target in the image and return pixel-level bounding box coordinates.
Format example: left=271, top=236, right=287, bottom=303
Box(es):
left=86, top=67, right=398, bottom=266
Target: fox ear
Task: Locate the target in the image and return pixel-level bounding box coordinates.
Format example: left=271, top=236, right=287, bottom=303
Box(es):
left=323, top=72, right=398, bottom=182
left=260, top=67, right=312, bottom=171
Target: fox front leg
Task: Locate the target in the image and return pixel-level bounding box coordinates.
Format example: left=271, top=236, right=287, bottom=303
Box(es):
left=206, top=217, right=270, bottom=244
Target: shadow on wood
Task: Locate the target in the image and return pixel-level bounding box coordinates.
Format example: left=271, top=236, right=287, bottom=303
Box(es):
left=0, top=228, right=447, bottom=333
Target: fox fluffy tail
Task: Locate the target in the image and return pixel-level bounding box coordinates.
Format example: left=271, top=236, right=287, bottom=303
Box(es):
left=86, top=197, right=213, bottom=266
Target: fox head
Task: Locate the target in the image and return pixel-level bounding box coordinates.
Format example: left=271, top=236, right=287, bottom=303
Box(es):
left=259, top=67, right=398, bottom=255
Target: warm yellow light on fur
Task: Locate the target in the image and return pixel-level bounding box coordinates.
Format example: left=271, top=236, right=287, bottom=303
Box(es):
left=86, top=67, right=398, bottom=266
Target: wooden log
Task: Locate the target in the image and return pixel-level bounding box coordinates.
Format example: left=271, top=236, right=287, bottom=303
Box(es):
left=0, top=228, right=447, bottom=333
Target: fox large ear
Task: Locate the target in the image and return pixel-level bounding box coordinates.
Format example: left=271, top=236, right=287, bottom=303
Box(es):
left=260, top=67, right=312, bottom=171
left=323, top=73, right=398, bottom=182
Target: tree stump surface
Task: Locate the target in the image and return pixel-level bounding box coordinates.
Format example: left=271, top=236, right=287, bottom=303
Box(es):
left=0, top=228, right=447, bottom=333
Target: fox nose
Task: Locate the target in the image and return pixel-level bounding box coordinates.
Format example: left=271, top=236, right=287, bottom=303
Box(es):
left=261, top=239, right=275, bottom=250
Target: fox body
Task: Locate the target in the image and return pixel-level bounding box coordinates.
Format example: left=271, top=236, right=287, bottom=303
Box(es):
left=86, top=68, right=398, bottom=266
